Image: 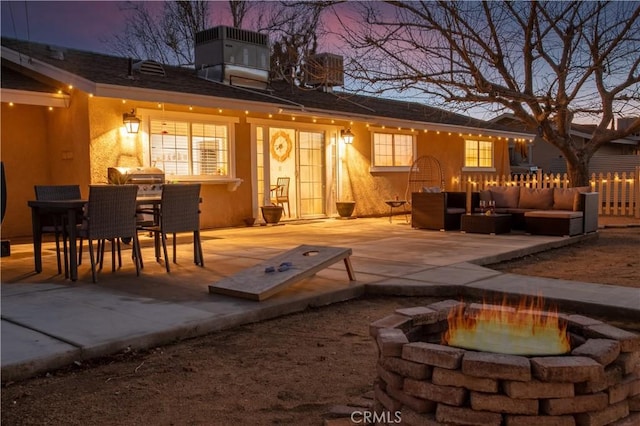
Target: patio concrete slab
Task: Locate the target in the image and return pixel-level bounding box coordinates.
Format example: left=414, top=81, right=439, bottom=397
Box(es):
left=403, top=264, right=502, bottom=285
left=1, top=320, right=80, bottom=379
left=1, top=217, right=638, bottom=382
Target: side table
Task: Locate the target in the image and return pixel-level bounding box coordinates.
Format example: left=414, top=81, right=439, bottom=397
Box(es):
left=461, top=213, right=511, bottom=235
left=385, top=200, right=408, bottom=223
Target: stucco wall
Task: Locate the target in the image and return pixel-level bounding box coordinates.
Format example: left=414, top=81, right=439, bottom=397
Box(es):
left=1, top=94, right=91, bottom=238
left=86, top=99, right=255, bottom=229
left=340, top=127, right=511, bottom=217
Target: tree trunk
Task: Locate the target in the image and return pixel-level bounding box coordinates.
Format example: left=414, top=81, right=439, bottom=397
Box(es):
left=566, top=155, right=591, bottom=187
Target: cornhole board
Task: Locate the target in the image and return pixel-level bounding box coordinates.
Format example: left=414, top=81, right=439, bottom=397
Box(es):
left=208, top=245, right=356, bottom=301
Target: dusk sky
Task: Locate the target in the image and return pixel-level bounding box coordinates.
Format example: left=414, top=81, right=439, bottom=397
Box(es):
left=0, top=1, right=348, bottom=55
left=0, top=1, right=277, bottom=54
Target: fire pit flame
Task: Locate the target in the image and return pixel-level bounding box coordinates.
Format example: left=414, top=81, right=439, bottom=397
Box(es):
left=443, top=297, right=571, bottom=356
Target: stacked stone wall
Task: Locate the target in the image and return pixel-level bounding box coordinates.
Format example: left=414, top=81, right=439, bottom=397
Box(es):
left=370, top=300, right=640, bottom=425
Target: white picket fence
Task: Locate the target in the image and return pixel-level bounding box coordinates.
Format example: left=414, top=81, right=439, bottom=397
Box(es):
left=457, top=167, right=640, bottom=218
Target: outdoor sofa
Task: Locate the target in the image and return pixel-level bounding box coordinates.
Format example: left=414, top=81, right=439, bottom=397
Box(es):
left=478, top=186, right=598, bottom=236
left=411, top=186, right=598, bottom=236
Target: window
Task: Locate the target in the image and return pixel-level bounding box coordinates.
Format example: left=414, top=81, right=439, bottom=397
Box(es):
left=150, top=119, right=229, bottom=178
left=372, top=132, right=414, bottom=168
left=464, top=139, right=493, bottom=168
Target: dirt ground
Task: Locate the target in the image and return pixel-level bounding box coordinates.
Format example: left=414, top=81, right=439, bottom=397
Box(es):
left=2, top=227, right=639, bottom=426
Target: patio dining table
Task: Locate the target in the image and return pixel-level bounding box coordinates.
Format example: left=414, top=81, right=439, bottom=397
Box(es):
left=28, top=196, right=161, bottom=281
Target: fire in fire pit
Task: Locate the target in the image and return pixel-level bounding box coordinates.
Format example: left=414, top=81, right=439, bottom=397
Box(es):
left=444, top=297, right=571, bottom=356
left=370, top=299, right=640, bottom=425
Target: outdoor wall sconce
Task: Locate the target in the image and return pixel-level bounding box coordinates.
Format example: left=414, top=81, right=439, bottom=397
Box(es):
left=123, top=109, right=141, bottom=134
left=341, top=128, right=354, bottom=144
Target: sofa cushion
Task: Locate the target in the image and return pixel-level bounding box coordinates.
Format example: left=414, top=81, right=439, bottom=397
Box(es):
left=553, top=186, right=591, bottom=211
left=489, top=186, right=520, bottom=208
left=524, top=210, right=583, bottom=219
left=519, top=187, right=554, bottom=210
left=479, top=190, right=492, bottom=203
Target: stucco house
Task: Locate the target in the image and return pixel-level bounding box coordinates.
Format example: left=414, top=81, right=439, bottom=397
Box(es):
left=1, top=28, right=533, bottom=238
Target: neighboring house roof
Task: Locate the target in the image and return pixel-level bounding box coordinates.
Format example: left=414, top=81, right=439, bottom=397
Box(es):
left=1, top=37, right=530, bottom=137
left=491, top=113, right=639, bottom=146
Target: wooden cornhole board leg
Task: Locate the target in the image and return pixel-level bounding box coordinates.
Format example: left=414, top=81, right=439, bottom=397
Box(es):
left=208, top=245, right=356, bottom=301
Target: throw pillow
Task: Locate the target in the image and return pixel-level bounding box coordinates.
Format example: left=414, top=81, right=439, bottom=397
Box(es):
left=519, top=188, right=554, bottom=210
left=488, top=186, right=520, bottom=208
left=572, top=186, right=591, bottom=211
left=479, top=190, right=492, bottom=203
left=552, top=188, right=577, bottom=210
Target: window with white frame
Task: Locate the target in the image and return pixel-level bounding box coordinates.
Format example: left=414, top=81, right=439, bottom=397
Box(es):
left=149, top=119, right=229, bottom=177
left=464, top=139, right=493, bottom=168
left=373, top=132, right=414, bottom=167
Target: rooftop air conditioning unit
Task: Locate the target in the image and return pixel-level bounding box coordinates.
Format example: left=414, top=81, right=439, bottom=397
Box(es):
left=304, top=53, right=344, bottom=87
left=195, top=26, right=270, bottom=90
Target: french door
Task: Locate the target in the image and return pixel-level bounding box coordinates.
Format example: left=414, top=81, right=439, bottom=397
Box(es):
left=256, top=127, right=325, bottom=219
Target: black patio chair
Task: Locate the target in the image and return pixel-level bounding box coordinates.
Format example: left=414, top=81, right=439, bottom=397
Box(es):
left=138, top=184, right=203, bottom=272
left=78, top=185, right=141, bottom=283
left=34, top=185, right=82, bottom=276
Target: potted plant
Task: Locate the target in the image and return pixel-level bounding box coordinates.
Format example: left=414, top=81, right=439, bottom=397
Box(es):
left=261, top=205, right=284, bottom=224
left=336, top=201, right=356, bottom=218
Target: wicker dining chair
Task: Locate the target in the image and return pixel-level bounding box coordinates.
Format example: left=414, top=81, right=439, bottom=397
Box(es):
left=34, top=185, right=82, bottom=276
left=272, top=177, right=290, bottom=217
left=78, top=185, right=141, bottom=283
left=139, top=184, right=203, bottom=272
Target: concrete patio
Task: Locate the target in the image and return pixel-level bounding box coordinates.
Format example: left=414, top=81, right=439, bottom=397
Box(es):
left=1, top=217, right=639, bottom=382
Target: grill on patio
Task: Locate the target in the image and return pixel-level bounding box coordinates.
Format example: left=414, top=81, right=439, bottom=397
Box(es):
left=107, top=167, right=165, bottom=198
left=371, top=299, right=640, bottom=425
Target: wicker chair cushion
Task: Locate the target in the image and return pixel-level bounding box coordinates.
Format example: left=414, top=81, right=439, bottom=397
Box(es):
left=519, top=188, right=554, bottom=210
left=553, top=186, right=591, bottom=211
left=422, top=186, right=442, bottom=193
left=489, top=186, right=520, bottom=208
left=446, top=207, right=466, bottom=214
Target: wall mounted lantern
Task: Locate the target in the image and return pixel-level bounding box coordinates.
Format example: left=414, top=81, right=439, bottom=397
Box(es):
left=123, top=109, right=141, bottom=134
left=341, top=128, right=354, bottom=144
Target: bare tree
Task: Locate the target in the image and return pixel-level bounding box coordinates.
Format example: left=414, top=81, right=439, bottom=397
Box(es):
left=339, top=1, right=640, bottom=186
left=258, top=2, right=331, bottom=86
left=228, top=0, right=254, bottom=28
left=108, top=0, right=328, bottom=86
left=109, top=1, right=210, bottom=66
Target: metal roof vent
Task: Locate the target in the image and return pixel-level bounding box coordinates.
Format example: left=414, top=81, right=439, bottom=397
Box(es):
left=46, top=45, right=65, bottom=60
left=132, top=60, right=165, bottom=77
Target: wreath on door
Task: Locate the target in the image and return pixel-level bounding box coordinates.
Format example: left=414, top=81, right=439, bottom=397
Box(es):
left=270, top=130, right=293, bottom=162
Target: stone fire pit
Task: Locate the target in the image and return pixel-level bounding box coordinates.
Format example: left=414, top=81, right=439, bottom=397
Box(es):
left=370, top=300, right=640, bottom=426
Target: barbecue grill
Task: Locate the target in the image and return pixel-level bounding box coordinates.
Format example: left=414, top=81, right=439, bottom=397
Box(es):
left=107, top=167, right=165, bottom=198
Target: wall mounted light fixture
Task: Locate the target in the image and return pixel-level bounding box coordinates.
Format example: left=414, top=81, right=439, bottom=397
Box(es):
left=341, top=128, right=354, bottom=144
left=123, top=109, right=141, bottom=134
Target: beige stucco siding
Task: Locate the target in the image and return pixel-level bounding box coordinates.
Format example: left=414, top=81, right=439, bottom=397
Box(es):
left=1, top=94, right=91, bottom=238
